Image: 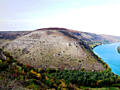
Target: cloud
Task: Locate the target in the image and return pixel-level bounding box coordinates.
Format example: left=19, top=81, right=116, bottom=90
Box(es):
left=36, top=4, right=120, bottom=35
left=0, top=4, right=120, bottom=36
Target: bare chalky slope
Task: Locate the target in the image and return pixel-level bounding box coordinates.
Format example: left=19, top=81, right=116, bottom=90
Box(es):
left=4, top=29, right=104, bottom=71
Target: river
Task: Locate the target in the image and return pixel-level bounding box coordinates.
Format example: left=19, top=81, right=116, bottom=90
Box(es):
left=93, top=42, right=120, bottom=76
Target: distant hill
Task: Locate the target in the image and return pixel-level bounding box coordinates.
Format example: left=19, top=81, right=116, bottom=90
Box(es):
left=0, top=31, right=31, bottom=46
left=0, top=31, right=31, bottom=40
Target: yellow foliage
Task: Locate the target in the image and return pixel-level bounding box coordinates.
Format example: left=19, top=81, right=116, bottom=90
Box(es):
left=21, top=70, right=25, bottom=74
left=30, top=70, right=42, bottom=79
left=96, top=80, right=102, bottom=85
left=59, top=80, right=66, bottom=87
left=38, top=68, right=42, bottom=72
left=53, top=83, right=57, bottom=87
left=50, top=79, right=54, bottom=82
left=59, top=79, right=63, bottom=82
left=46, top=68, right=50, bottom=71
left=30, top=70, right=37, bottom=74
left=36, top=73, right=42, bottom=79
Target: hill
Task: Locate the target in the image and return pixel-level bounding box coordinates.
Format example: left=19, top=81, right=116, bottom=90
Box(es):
left=3, top=28, right=104, bottom=71
left=1, top=28, right=120, bottom=71
left=1, top=28, right=120, bottom=89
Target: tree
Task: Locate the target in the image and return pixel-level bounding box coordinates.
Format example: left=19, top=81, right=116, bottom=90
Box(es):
left=117, top=46, right=120, bottom=54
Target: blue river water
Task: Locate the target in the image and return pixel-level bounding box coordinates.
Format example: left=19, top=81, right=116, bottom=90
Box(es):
left=93, top=42, right=120, bottom=76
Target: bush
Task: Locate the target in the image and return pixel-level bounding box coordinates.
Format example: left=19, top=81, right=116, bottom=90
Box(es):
left=26, top=83, right=38, bottom=89
left=3, top=51, right=11, bottom=57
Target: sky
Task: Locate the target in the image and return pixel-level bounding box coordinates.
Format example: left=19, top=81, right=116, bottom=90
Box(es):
left=0, top=0, right=120, bottom=36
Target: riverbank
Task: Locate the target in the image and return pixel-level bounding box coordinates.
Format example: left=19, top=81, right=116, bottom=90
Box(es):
left=93, top=42, right=120, bottom=76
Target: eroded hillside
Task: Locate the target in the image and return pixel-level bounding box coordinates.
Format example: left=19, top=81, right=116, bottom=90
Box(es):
left=3, top=29, right=105, bottom=71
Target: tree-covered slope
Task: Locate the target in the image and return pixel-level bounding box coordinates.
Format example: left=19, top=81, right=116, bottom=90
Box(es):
left=0, top=48, right=120, bottom=89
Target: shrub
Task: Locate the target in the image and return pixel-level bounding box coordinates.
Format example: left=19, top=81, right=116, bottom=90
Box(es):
left=0, top=60, right=2, bottom=64
left=117, top=46, right=120, bottom=54
left=36, top=73, right=42, bottom=79
left=26, top=83, right=38, bottom=89
left=38, top=68, right=42, bottom=72
left=3, top=51, right=11, bottom=57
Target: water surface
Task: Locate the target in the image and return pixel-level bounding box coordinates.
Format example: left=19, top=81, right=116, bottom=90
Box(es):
left=93, top=42, right=120, bottom=75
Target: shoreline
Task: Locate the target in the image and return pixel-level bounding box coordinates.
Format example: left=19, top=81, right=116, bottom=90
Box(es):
left=93, top=42, right=120, bottom=76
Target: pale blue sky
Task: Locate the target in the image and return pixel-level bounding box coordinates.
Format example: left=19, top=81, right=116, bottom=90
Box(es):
left=0, top=0, right=120, bottom=35
left=1, top=0, right=119, bottom=20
